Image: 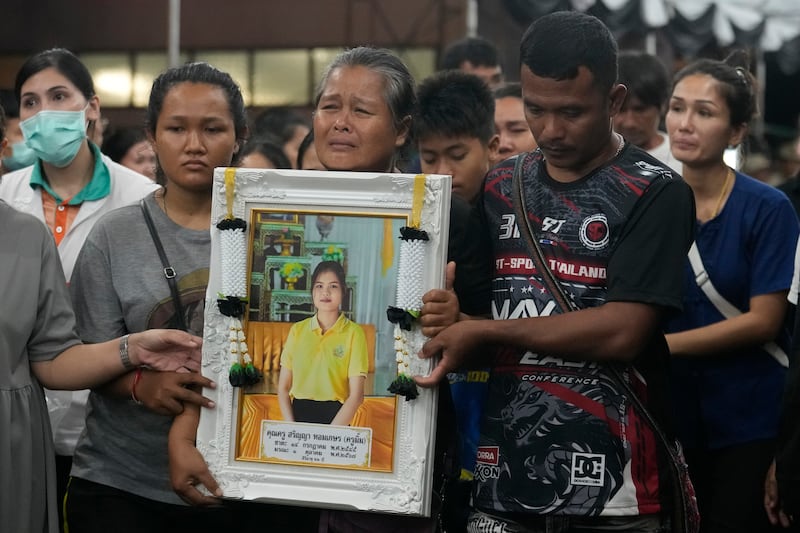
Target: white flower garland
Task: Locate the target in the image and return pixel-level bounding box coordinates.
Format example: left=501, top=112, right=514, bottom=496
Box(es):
left=217, top=168, right=260, bottom=387
left=219, top=227, right=251, bottom=360
left=388, top=226, right=429, bottom=400
left=396, top=238, right=426, bottom=312
left=219, top=227, right=247, bottom=297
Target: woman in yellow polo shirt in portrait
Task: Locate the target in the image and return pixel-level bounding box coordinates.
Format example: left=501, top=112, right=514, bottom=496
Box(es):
left=278, top=260, right=368, bottom=425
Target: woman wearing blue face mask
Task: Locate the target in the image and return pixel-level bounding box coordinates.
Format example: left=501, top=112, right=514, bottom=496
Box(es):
left=3, top=138, right=37, bottom=171
left=0, top=89, right=38, bottom=173
left=0, top=47, right=159, bottom=528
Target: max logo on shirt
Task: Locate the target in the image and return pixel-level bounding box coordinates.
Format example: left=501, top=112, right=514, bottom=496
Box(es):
left=333, top=345, right=345, bottom=358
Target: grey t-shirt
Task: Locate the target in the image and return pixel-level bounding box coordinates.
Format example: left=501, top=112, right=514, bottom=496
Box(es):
left=0, top=201, right=81, bottom=533
left=69, top=192, right=210, bottom=504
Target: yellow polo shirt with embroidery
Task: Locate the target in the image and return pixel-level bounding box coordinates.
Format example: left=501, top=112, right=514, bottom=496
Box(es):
left=280, top=313, right=368, bottom=403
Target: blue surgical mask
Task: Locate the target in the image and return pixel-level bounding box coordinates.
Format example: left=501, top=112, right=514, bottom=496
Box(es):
left=20, top=104, right=89, bottom=167
left=2, top=140, right=38, bottom=171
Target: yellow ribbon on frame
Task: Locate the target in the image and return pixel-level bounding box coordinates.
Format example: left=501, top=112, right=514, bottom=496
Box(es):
left=382, top=174, right=425, bottom=276
left=381, top=218, right=394, bottom=276
left=224, top=167, right=237, bottom=220
left=410, top=174, right=426, bottom=228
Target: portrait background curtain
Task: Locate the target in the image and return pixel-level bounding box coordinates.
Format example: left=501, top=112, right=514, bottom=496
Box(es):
left=304, top=215, right=403, bottom=371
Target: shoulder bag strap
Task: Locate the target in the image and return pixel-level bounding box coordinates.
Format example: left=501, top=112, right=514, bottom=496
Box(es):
left=140, top=198, right=188, bottom=331
left=510, top=153, right=574, bottom=314
left=688, top=241, right=788, bottom=367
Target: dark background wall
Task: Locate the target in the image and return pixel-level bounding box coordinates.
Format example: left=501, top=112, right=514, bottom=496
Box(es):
left=0, top=0, right=467, bottom=128
left=2, top=1, right=796, bottom=159
left=0, top=0, right=466, bottom=51
left=0, top=0, right=467, bottom=84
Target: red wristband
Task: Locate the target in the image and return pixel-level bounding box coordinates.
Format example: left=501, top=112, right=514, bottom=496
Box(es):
left=131, top=368, right=144, bottom=405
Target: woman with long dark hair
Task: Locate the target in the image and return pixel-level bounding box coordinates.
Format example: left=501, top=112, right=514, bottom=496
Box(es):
left=65, top=62, right=247, bottom=532
left=665, top=51, right=799, bottom=532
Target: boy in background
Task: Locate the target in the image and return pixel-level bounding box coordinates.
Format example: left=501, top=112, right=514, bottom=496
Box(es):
left=493, top=82, right=538, bottom=165
left=440, top=36, right=505, bottom=89
left=415, top=68, right=499, bottom=531
left=415, top=69, right=499, bottom=205
left=615, top=51, right=680, bottom=171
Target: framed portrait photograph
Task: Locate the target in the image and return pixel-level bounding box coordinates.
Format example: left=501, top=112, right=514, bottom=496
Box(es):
left=198, top=167, right=452, bottom=516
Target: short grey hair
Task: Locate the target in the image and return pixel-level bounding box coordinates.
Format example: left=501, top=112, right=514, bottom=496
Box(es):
left=314, top=47, right=416, bottom=134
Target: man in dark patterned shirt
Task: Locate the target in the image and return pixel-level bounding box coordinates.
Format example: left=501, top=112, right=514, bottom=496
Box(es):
left=417, top=11, right=695, bottom=533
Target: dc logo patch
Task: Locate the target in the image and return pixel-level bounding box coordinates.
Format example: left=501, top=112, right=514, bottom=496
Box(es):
left=570, top=452, right=605, bottom=486
left=579, top=214, right=609, bottom=250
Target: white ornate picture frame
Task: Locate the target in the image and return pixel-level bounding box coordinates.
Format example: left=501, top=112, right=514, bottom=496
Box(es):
left=198, top=168, right=451, bottom=516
